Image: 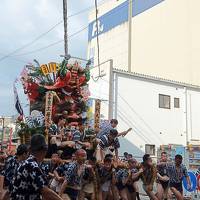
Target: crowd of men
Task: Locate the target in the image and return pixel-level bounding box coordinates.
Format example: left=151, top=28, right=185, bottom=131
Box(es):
left=0, top=119, right=192, bottom=200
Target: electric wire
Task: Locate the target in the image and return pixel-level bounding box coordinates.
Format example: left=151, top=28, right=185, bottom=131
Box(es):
left=101, top=95, right=158, bottom=144
left=0, top=20, right=63, bottom=62
left=3, top=0, right=130, bottom=62
left=14, top=0, right=130, bottom=58
left=98, top=77, right=165, bottom=144
left=91, top=92, right=155, bottom=144
left=0, top=0, right=108, bottom=62
left=0, top=52, right=29, bottom=64
left=15, top=25, right=88, bottom=57
left=115, top=105, right=157, bottom=144
left=101, top=100, right=151, bottom=144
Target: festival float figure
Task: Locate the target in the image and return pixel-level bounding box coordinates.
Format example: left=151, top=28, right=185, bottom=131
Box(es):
left=19, top=58, right=91, bottom=149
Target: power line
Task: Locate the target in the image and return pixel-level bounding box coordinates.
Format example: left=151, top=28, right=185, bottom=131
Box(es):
left=15, top=25, right=88, bottom=57
left=90, top=93, right=151, bottom=143
left=13, top=0, right=130, bottom=58
left=113, top=81, right=164, bottom=144
left=117, top=113, right=150, bottom=144
left=68, top=0, right=107, bottom=18
left=0, top=20, right=63, bottom=62
left=99, top=78, right=165, bottom=144
left=118, top=94, right=165, bottom=144
left=15, top=40, right=64, bottom=57
left=101, top=100, right=151, bottom=143
left=116, top=105, right=156, bottom=144
left=117, top=110, right=151, bottom=144
left=68, top=5, right=94, bottom=18
left=0, top=52, right=29, bottom=64
left=91, top=92, right=154, bottom=143
left=17, top=0, right=130, bottom=57
left=0, top=0, right=108, bottom=63
left=100, top=94, right=157, bottom=144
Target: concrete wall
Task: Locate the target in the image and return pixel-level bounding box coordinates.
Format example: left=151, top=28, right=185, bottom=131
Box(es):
left=114, top=74, right=187, bottom=152
left=89, top=64, right=200, bottom=153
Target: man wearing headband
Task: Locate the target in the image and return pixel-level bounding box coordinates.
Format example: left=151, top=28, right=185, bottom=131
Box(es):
left=98, top=157, right=115, bottom=200
left=166, top=154, right=191, bottom=200
left=51, top=161, right=67, bottom=193
left=127, top=158, right=141, bottom=200
left=49, top=116, right=66, bottom=155
left=115, top=162, right=130, bottom=200
left=97, top=119, right=132, bottom=139
left=11, top=134, right=62, bottom=200
left=157, top=152, right=170, bottom=200
left=59, top=149, right=87, bottom=200
left=132, top=154, right=158, bottom=200
left=96, top=129, right=120, bottom=161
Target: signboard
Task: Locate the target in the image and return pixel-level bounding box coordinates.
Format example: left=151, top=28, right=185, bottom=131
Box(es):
left=41, top=62, right=59, bottom=76
left=188, top=145, right=200, bottom=170
left=88, top=0, right=164, bottom=41
left=183, top=172, right=200, bottom=194
left=176, top=146, right=185, bottom=156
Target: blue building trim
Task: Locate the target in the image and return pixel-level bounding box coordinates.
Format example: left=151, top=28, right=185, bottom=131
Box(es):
left=88, top=0, right=164, bottom=41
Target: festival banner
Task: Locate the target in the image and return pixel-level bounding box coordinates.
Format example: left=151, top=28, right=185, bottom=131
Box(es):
left=94, top=99, right=101, bottom=129
left=45, top=91, right=53, bottom=127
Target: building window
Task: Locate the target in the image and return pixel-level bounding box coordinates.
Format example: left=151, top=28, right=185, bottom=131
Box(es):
left=174, top=98, right=180, bottom=108
left=159, top=94, right=170, bottom=109
left=145, top=144, right=156, bottom=156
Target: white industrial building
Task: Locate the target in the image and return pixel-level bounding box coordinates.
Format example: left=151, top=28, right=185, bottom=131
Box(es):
left=87, top=0, right=200, bottom=155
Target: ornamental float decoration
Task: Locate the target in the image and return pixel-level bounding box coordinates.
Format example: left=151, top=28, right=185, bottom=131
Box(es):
left=18, top=58, right=91, bottom=142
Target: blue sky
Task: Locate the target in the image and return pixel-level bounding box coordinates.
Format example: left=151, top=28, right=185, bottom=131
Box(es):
left=0, top=0, right=96, bottom=116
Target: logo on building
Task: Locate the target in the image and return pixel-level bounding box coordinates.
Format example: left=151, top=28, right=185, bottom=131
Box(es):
left=88, top=0, right=164, bottom=41
left=92, top=20, right=104, bottom=37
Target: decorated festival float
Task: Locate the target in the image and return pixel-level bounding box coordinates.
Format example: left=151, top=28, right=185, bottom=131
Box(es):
left=16, top=56, right=95, bottom=157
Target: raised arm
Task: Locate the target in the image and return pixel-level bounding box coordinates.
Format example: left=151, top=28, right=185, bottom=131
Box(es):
left=59, top=180, right=68, bottom=197
left=118, top=128, right=132, bottom=137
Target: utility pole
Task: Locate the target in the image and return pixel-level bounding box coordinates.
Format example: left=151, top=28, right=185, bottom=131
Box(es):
left=63, top=0, right=68, bottom=56
left=128, top=0, right=132, bottom=72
